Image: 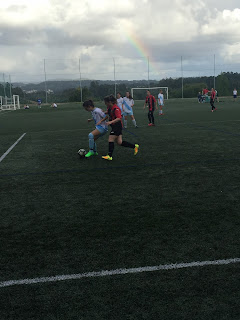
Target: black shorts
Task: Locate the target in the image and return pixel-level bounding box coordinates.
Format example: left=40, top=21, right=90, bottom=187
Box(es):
left=110, top=123, right=122, bottom=136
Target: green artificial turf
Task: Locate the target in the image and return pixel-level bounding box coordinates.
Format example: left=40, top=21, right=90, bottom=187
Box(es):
left=0, top=98, right=240, bottom=319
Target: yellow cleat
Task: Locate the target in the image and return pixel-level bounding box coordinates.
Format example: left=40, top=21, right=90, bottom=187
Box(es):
left=134, top=144, right=139, bottom=155
left=102, top=155, right=113, bottom=161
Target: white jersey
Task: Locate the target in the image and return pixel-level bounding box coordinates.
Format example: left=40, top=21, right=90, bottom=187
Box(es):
left=91, top=108, right=107, bottom=129
left=158, top=93, right=164, bottom=105
left=117, top=97, right=123, bottom=112
left=233, top=90, right=237, bottom=95
left=123, top=97, right=134, bottom=113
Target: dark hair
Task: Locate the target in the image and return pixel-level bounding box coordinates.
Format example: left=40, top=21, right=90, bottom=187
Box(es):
left=104, top=95, right=117, bottom=104
left=126, top=91, right=133, bottom=100
left=117, top=92, right=122, bottom=96
left=83, top=100, right=94, bottom=108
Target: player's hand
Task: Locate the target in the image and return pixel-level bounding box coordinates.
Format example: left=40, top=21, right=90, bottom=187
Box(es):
left=106, top=121, right=111, bottom=126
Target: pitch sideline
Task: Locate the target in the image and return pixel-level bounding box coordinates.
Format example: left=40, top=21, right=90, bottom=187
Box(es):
left=0, top=133, right=27, bottom=163
left=0, top=258, right=239, bottom=288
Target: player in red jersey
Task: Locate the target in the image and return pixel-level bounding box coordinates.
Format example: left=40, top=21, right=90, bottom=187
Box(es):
left=144, top=90, right=157, bottom=126
left=99, top=95, right=139, bottom=161
left=210, top=88, right=216, bottom=112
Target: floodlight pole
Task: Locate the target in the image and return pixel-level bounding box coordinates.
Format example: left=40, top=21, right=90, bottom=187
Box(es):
left=214, top=54, right=216, bottom=89
left=79, top=57, right=83, bottom=102
left=9, top=75, right=12, bottom=104
left=181, top=56, right=183, bottom=99
left=44, top=59, right=48, bottom=104
left=113, top=57, right=116, bottom=97
left=3, top=73, right=6, bottom=98
left=147, top=56, right=150, bottom=88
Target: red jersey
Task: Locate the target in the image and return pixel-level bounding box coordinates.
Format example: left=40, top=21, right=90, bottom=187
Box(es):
left=211, top=91, right=216, bottom=100
left=145, top=95, right=156, bottom=111
left=203, top=89, right=209, bottom=95
left=109, top=104, right=122, bottom=127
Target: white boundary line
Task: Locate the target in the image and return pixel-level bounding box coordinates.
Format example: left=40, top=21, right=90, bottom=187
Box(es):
left=0, top=258, right=239, bottom=288
left=0, top=133, right=27, bottom=163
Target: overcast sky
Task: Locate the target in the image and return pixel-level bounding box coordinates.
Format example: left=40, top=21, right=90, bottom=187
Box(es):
left=1, top=0, right=240, bottom=83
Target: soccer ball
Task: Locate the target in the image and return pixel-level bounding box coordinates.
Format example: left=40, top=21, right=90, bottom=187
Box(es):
left=78, top=149, right=86, bottom=157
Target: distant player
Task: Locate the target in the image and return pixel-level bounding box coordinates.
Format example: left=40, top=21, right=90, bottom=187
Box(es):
left=158, top=90, right=164, bottom=115
left=233, top=88, right=237, bottom=101
left=100, top=95, right=139, bottom=161
left=83, top=100, right=108, bottom=158
left=144, top=90, right=157, bottom=126
left=116, top=92, right=123, bottom=115
left=52, top=103, right=57, bottom=108
left=210, top=88, right=216, bottom=112
left=197, top=92, right=203, bottom=103
left=122, top=91, right=138, bottom=128
left=37, top=99, right=42, bottom=108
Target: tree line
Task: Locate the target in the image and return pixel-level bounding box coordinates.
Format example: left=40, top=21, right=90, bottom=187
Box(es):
left=0, top=72, right=237, bottom=104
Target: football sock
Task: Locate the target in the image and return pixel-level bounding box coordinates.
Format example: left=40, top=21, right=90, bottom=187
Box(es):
left=148, top=113, right=152, bottom=123
left=108, top=142, right=114, bottom=157
left=124, top=120, right=127, bottom=128
left=132, top=119, right=137, bottom=127
left=121, top=141, right=135, bottom=149
left=88, top=133, right=94, bottom=151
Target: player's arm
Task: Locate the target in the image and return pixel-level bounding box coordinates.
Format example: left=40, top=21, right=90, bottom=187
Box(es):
left=107, top=118, right=121, bottom=126
left=96, top=115, right=108, bottom=126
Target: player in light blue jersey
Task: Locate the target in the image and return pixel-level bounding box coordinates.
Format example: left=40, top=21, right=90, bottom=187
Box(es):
left=122, top=91, right=138, bottom=128
left=83, top=100, right=108, bottom=158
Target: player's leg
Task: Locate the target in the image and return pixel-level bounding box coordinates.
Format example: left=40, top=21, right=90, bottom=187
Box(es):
left=130, top=114, right=137, bottom=128
left=116, top=135, right=139, bottom=155
left=85, top=128, right=101, bottom=157
left=123, top=114, right=128, bottom=128
left=102, top=134, right=116, bottom=160
left=151, top=110, right=155, bottom=125
left=159, top=104, right=163, bottom=115
left=148, top=110, right=152, bottom=125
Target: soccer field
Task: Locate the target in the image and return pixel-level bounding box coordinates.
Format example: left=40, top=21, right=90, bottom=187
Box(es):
left=0, top=99, right=240, bottom=320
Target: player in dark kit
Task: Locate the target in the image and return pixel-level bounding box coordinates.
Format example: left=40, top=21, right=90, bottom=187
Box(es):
left=99, top=95, right=139, bottom=161
left=144, top=90, right=157, bottom=126
left=210, top=88, right=216, bottom=112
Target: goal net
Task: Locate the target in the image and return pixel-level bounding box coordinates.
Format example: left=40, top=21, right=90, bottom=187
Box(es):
left=0, top=95, right=20, bottom=111
left=131, top=87, right=169, bottom=101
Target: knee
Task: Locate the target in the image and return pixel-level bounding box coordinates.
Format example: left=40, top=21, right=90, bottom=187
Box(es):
left=88, top=133, right=94, bottom=139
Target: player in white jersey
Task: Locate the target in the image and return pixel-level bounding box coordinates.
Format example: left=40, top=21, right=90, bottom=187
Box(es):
left=233, top=88, right=237, bottom=101
left=116, top=92, right=124, bottom=114
left=122, top=91, right=138, bottom=128
left=83, top=100, right=108, bottom=158
left=158, top=90, right=164, bottom=115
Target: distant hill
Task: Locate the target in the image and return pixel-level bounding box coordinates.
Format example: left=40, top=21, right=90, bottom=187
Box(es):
left=12, top=80, right=156, bottom=93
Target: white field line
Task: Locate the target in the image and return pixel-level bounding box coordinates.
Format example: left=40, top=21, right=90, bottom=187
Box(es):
left=0, top=133, right=26, bottom=163
left=0, top=258, right=239, bottom=288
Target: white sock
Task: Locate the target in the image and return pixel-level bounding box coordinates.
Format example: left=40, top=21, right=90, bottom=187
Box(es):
left=132, top=119, right=137, bottom=127
left=124, top=120, right=127, bottom=128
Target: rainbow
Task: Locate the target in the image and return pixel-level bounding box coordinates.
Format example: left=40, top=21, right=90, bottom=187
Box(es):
left=125, top=30, right=157, bottom=73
